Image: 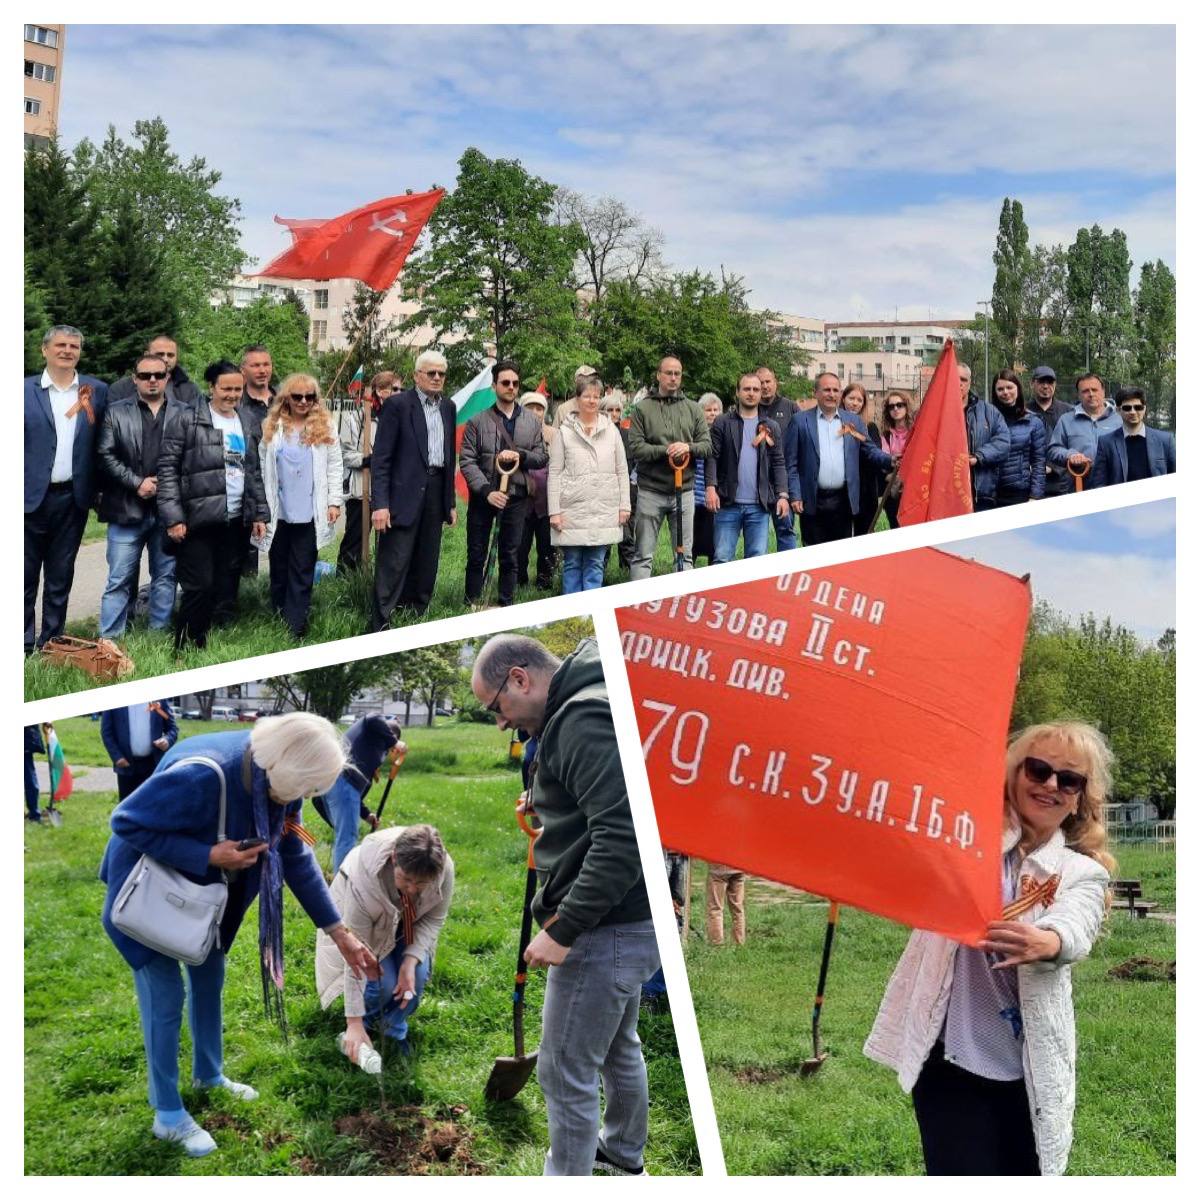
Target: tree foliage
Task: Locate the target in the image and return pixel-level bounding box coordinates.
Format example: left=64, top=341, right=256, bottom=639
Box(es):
left=990, top=197, right=1031, bottom=368
left=1133, top=259, right=1176, bottom=427
left=1065, top=223, right=1134, bottom=384
left=553, top=189, right=666, bottom=298
left=265, top=657, right=400, bottom=723
left=185, top=296, right=313, bottom=382
left=393, top=645, right=465, bottom=727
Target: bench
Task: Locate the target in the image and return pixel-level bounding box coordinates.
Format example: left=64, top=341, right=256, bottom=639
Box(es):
left=1110, top=879, right=1159, bottom=918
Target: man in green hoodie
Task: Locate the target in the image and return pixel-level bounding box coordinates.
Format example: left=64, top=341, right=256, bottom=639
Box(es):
left=626, top=356, right=712, bottom=580
left=471, top=633, right=659, bottom=1176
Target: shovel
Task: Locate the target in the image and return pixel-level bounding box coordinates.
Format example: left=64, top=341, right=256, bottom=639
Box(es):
left=373, top=742, right=407, bottom=823
left=670, top=449, right=691, bottom=572
left=478, top=453, right=520, bottom=608
left=1068, top=459, right=1092, bottom=492
left=484, top=806, right=541, bottom=1101
left=800, top=900, right=840, bottom=1076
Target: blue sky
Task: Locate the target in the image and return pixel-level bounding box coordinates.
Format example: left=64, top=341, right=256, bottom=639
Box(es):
left=950, top=499, right=1175, bottom=641
left=57, top=23, right=1175, bottom=318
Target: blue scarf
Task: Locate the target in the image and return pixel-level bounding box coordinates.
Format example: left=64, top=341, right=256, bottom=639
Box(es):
left=251, top=762, right=289, bottom=1033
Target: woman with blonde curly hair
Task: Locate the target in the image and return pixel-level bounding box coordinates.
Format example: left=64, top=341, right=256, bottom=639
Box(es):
left=865, top=719, right=1115, bottom=1176
left=255, top=374, right=343, bottom=638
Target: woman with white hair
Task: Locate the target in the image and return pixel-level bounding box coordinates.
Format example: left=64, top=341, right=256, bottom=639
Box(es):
left=865, top=720, right=1116, bottom=1175
left=99, top=713, right=378, bottom=1159
left=255, top=374, right=343, bottom=639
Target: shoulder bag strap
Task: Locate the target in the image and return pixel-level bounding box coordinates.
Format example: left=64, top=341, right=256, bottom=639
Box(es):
left=168, top=755, right=228, bottom=844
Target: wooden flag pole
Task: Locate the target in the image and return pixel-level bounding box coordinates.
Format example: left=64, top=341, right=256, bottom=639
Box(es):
left=360, top=401, right=373, bottom=563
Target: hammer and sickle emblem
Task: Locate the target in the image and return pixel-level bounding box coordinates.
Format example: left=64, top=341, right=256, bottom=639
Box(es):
left=370, top=210, right=409, bottom=239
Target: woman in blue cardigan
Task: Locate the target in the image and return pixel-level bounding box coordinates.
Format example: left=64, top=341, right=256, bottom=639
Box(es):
left=100, top=713, right=378, bottom=1158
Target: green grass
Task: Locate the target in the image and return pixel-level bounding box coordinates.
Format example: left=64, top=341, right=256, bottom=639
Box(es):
left=27, top=501, right=893, bottom=702
left=686, top=853, right=1175, bottom=1175
left=24, top=724, right=699, bottom=1176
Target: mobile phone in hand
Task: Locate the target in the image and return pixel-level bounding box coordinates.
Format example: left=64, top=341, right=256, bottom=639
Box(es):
left=236, top=837, right=268, bottom=851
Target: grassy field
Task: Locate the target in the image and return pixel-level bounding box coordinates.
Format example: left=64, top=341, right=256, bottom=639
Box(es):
left=24, top=720, right=699, bottom=1176
left=685, top=846, right=1175, bottom=1176
left=26, top=500, right=886, bottom=702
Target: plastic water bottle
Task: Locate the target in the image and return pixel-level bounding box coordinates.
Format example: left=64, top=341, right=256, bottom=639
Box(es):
left=337, top=1032, right=382, bottom=1075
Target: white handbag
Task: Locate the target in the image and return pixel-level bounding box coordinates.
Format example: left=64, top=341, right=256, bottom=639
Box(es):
left=111, top=756, right=231, bottom=966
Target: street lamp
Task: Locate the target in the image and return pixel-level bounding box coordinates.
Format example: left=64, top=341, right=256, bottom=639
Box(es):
left=976, top=300, right=992, bottom=390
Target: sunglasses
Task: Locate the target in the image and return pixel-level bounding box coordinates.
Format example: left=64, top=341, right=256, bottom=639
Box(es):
left=289, top=392, right=317, bottom=403
left=421, top=369, right=446, bottom=378
left=135, top=371, right=167, bottom=381
left=887, top=402, right=907, bottom=410
left=1120, top=404, right=1145, bottom=413
left=496, top=378, right=519, bottom=388
left=1022, top=756, right=1088, bottom=797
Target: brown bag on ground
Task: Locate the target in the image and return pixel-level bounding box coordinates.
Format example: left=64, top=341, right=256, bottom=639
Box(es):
left=39, top=635, right=134, bottom=680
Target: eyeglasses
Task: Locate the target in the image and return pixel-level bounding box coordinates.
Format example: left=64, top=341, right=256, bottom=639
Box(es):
left=1022, top=756, right=1087, bottom=797
left=289, top=392, right=317, bottom=404
left=887, top=402, right=907, bottom=410
left=1120, top=403, right=1145, bottom=413
left=496, top=378, right=519, bottom=388
left=486, top=664, right=526, bottom=714
left=135, top=371, right=167, bottom=381
left=420, top=368, right=446, bottom=378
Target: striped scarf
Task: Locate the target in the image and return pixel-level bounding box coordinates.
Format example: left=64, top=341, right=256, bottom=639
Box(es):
left=250, top=762, right=289, bottom=1034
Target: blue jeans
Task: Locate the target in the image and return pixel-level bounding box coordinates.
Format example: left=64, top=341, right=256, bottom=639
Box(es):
left=539, top=920, right=661, bottom=1175
left=361, top=943, right=431, bottom=1043
left=100, top=514, right=177, bottom=637
left=561, top=545, right=607, bottom=593
left=132, top=946, right=225, bottom=1115
left=25, top=751, right=40, bottom=818
left=712, top=502, right=770, bottom=563
left=325, top=775, right=366, bottom=874
left=772, top=506, right=797, bottom=552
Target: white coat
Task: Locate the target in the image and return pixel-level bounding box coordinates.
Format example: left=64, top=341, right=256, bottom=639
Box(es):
left=547, top=412, right=630, bottom=547
left=254, top=426, right=344, bottom=554
left=863, top=824, right=1109, bottom=1175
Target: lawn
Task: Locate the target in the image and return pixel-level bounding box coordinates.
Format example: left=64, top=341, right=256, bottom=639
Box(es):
left=684, top=846, right=1175, bottom=1176
left=26, top=500, right=890, bottom=702
left=24, top=720, right=699, bottom=1176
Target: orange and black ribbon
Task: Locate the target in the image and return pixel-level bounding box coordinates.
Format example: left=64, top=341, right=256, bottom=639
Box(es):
left=66, top=383, right=96, bottom=426
left=283, top=817, right=317, bottom=847
left=1001, top=873, right=1060, bottom=920
left=752, top=423, right=775, bottom=448
left=400, top=892, right=416, bottom=947
left=837, top=421, right=866, bottom=443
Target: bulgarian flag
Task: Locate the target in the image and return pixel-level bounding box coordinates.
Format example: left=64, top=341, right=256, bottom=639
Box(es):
left=451, top=360, right=496, bottom=500
left=45, top=726, right=73, bottom=802
left=347, top=365, right=364, bottom=396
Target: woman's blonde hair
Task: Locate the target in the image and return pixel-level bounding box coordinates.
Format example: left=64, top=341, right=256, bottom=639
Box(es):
left=1005, top=720, right=1117, bottom=876
left=262, top=373, right=336, bottom=446
left=251, top=712, right=347, bottom=803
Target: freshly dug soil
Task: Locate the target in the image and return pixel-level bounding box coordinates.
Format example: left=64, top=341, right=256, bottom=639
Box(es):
left=333, top=1106, right=485, bottom=1175
left=1107, top=956, right=1176, bottom=982
left=732, top=1066, right=785, bottom=1084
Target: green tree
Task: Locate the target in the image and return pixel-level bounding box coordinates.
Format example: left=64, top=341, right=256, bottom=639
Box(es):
left=24, top=138, right=102, bottom=336
left=836, top=337, right=876, bottom=353
left=265, top=657, right=400, bottom=723
left=1132, top=259, right=1176, bottom=428
left=402, top=147, right=591, bottom=385
left=394, top=645, right=464, bottom=727
left=184, top=296, right=313, bottom=381
left=1066, top=224, right=1134, bottom=385
left=990, top=198, right=1031, bottom=367
left=84, top=191, right=180, bottom=379
left=24, top=266, right=52, bottom=376
left=1020, top=243, right=1073, bottom=378
left=72, top=117, right=246, bottom=332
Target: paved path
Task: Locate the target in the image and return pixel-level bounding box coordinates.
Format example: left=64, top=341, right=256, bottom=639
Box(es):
left=35, top=762, right=118, bottom=791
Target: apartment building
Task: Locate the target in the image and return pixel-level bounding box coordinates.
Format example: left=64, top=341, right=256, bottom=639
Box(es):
left=824, top=319, right=972, bottom=359
left=24, top=23, right=65, bottom=149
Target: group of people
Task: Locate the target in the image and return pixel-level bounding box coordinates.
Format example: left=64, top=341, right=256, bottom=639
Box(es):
left=25, top=325, right=1177, bottom=657
left=91, top=635, right=660, bottom=1176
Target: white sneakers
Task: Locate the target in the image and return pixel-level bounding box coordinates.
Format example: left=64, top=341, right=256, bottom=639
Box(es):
left=192, top=1076, right=260, bottom=1101
left=152, top=1116, right=217, bottom=1158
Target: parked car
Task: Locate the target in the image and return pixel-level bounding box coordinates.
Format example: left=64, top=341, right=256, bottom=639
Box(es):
left=210, top=706, right=238, bottom=722
left=237, top=710, right=259, bottom=723
left=181, top=709, right=202, bottom=721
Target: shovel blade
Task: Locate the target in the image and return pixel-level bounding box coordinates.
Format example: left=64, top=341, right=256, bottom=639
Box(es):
left=800, top=1052, right=828, bottom=1077
left=47, top=808, right=62, bottom=828
left=484, top=1050, right=539, bottom=1102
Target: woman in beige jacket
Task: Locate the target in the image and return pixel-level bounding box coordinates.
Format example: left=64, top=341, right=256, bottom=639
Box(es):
left=315, top=824, right=454, bottom=1060
left=864, top=720, right=1114, bottom=1175
left=548, top=376, right=630, bottom=593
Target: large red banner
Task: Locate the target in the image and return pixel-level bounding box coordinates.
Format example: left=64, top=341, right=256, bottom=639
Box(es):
left=616, top=549, right=1030, bottom=945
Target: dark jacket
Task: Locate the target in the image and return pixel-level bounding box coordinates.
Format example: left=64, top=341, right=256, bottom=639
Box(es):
left=626, top=390, right=712, bottom=492
left=530, top=639, right=650, bottom=946
left=24, top=373, right=109, bottom=512
left=704, top=410, right=788, bottom=510
left=995, top=406, right=1047, bottom=500
left=156, top=400, right=269, bottom=530
left=1090, top=426, right=1176, bottom=488
left=1029, top=396, right=1073, bottom=495
left=370, top=388, right=457, bottom=528
left=343, top=714, right=400, bottom=796
left=759, top=394, right=795, bottom=430
left=96, top=396, right=188, bottom=525
left=108, top=365, right=203, bottom=410
left=100, top=701, right=179, bottom=771
left=239, top=386, right=274, bottom=439
left=99, top=731, right=339, bottom=970
left=25, top=725, right=45, bottom=755
left=459, top=404, right=548, bottom=500
left=785, top=406, right=894, bottom=515
left=964, top=395, right=1011, bottom=502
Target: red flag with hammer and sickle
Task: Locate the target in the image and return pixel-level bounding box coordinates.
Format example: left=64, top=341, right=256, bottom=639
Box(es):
left=258, top=189, right=445, bottom=291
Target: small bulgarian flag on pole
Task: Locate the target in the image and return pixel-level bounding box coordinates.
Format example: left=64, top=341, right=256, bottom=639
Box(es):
left=347, top=365, right=365, bottom=396
left=45, top=725, right=73, bottom=802
left=451, top=360, right=497, bottom=499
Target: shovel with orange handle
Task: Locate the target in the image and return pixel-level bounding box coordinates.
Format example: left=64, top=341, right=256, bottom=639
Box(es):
left=670, top=448, right=691, bottom=572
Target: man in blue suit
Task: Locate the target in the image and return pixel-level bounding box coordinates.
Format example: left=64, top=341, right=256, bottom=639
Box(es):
left=25, top=325, right=109, bottom=653
left=367, top=350, right=458, bottom=632
left=1090, top=386, right=1176, bottom=488
left=100, top=699, right=180, bottom=800
left=785, top=373, right=894, bottom=545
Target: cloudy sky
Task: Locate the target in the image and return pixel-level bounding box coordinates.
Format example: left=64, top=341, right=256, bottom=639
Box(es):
left=58, top=23, right=1175, bottom=319
left=949, top=499, right=1175, bottom=642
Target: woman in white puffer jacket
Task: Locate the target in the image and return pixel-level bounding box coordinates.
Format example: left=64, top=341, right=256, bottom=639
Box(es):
left=254, top=374, right=343, bottom=638
left=864, top=720, right=1115, bottom=1176
left=548, top=375, right=630, bottom=593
